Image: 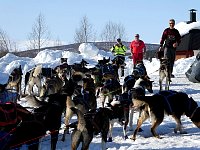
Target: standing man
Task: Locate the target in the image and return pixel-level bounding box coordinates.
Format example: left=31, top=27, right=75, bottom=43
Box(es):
left=130, top=34, right=146, bottom=67
left=110, top=38, right=127, bottom=76
left=159, top=19, right=181, bottom=78
left=111, top=38, right=127, bottom=56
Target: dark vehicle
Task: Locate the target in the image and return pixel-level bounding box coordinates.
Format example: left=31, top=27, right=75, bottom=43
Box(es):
left=185, top=52, right=200, bottom=83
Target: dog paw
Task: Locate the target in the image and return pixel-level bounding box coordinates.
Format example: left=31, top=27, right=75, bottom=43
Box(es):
left=174, top=129, right=177, bottom=133
left=156, top=135, right=162, bottom=139
left=130, top=136, right=136, bottom=141
left=107, top=137, right=112, bottom=142
left=124, top=135, right=128, bottom=140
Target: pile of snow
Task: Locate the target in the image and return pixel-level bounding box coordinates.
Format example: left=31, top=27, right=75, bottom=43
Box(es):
left=79, top=43, right=99, bottom=58
left=175, top=21, right=200, bottom=36
left=33, top=49, right=62, bottom=64
left=62, top=51, right=83, bottom=65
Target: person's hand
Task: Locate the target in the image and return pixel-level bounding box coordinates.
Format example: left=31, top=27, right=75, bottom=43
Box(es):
left=173, top=42, right=178, bottom=48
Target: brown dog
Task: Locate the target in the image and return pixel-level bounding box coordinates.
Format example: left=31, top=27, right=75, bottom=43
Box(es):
left=7, top=65, right=23, bottom=96
left=39, top=75, right=64, bottom=98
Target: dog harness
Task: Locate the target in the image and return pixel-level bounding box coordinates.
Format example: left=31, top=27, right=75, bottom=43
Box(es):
left=187, top=97, right=199, bottom=119
left=155, top=90, right=178, bottom=114
left=189, top=107, right=199, bottom=119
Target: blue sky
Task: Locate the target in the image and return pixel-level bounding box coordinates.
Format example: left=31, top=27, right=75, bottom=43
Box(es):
left=0, top=0, right=200, bottom=45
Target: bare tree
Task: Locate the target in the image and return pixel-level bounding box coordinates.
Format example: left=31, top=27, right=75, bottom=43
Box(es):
left=27, top=13, right=50, bottom=51
left=74, top=15, right=96, bottom=43
left=0, top=28, right=12, bottom=52
left=54, top=37, right=63, bottom=46
left=100, top=21, right=127, bottom=42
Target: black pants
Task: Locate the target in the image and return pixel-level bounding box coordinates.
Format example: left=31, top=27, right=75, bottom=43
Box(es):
left=114, top=55, right=125, bottom=64
left=114, top=55, right=125, bottom=76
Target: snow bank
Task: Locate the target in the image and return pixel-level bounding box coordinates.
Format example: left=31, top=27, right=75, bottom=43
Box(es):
left=79, top=43, right=99, bottom=58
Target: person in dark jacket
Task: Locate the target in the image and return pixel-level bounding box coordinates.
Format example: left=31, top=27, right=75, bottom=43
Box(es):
left=159, top=19, right=181, bottom=78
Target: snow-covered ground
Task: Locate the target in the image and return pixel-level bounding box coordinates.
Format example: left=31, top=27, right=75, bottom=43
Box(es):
left=0, top=43, right=200, bottom=149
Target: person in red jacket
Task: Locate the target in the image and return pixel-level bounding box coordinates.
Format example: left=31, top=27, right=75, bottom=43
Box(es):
left=130, top=34, right=146, bottom=67
left=159, top=19, right=181, bottom=78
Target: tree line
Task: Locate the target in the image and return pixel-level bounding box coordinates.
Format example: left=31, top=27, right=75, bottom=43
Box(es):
left=0, top=13, right=127, bottom=52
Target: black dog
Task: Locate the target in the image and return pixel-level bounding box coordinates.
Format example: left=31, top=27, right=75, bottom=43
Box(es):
left=13, top=93, right=71, bottom=149
left=132, top=61, right=147, bottom=79
left=122, top=75, right=136, bottom=93
left=7, top=65, right=23, bottom=96
left=131, top=90, right=200, bottom=140
left=99, top=78, right=122, bottom=107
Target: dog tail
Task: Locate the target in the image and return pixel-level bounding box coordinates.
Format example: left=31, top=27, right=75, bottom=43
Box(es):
left=70, top=107, right=86, bottom=131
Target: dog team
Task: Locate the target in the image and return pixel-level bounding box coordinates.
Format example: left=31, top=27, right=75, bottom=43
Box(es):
left=1, top=52, right=199, bottom=150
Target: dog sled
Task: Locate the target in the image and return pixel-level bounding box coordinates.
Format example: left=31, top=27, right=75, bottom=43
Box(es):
left=185, top=52, right=200, bottom=83
left=0, top=85, right=19, bottom=104
left=0, top=85, right=19, bottom=124
left=0, top=86, right=19, bottom=149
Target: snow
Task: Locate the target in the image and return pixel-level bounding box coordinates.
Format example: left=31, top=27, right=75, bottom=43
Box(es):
left=175, top=21, right=200, bottom=36
left=0, top=43, right=200, bottom=149
left=79, top=43, right=99, bottom=58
